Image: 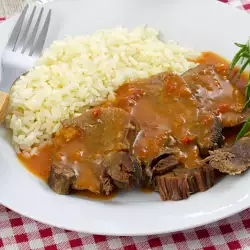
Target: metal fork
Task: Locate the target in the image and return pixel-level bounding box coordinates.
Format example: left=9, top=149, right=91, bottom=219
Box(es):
left=0, top=4, right=51, bottom=122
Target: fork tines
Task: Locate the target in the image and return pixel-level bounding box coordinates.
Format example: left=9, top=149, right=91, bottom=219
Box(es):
left=7, top=4, right=51, bottom=57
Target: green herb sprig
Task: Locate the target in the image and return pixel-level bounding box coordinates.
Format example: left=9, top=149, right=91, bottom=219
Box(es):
left=230, top=40, right=250, bottom=139
left=236, top=118, right=250, bottom=140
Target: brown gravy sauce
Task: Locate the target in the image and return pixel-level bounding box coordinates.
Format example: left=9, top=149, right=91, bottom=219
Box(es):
left=140, top=187, right=154, bottom=194
left=18, top=144, right=54, bottom=181
left=18, top=51, right=248, bottom=200
left=72, top=189, right=119, bottom=200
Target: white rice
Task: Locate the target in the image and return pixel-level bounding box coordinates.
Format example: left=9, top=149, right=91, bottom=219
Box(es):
left=5, top=26, right=200, bottom=153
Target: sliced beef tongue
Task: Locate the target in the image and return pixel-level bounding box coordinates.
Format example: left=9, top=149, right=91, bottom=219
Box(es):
left=48, top=107, right=140, bottom=195
left=206, top=137, right=250, bottom=175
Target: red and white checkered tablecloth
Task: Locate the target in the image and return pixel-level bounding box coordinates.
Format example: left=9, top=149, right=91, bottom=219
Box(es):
left=1, top=0, right=250, bottom=249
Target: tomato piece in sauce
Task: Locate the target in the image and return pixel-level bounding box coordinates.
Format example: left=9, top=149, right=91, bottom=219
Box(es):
left=182, top=136, right=193, bottom=144
left=218, top=103, right=230, bottom=113
left=92, top=107, right=102, bottom=118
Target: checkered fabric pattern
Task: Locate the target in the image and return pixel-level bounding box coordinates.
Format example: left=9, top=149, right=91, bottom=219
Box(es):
left=1, top=205, right=250, bottom=249
left=1, top=0, right=250, bottom=249
left=220, top=0, right=250, bottom=12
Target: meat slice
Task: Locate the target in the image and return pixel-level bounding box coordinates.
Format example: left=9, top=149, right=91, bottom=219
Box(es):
left=206, top=137, right=250, bottom=175
left=48, top=165, right=76, bottom=194
left=48, top=107, right=140, bottom=195
left=127, top=69, right=226, bottom=172
left=49, top=163, right=116, bottom=195
left=138, top=152, right=181, bottom=188
left=102, top=151, right=140, bottom=189
left=100, top=170, right=116, bottom=195
left=147, top=154, right=216, bottom=201
left=154, top=164, right=215, bottom=201
left=152, top=155, right=181, bottom=176
left=183, top=64, right=246, bottom=128
left=197, top=116, right=224, bottom=157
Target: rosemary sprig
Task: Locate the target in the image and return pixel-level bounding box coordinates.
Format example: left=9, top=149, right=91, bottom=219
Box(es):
left=230, top=39, right=250, bottom=139
left=236, top=118, right=250, bottom=140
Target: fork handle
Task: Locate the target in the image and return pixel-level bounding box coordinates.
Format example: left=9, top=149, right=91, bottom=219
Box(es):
left=0, top=91, right=10, bottom=123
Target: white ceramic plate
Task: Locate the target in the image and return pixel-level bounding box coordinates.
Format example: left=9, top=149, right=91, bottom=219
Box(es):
left=0, top=0, right=250, bottom=236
